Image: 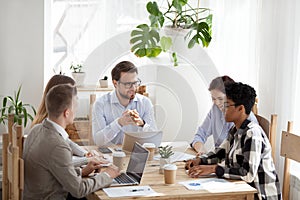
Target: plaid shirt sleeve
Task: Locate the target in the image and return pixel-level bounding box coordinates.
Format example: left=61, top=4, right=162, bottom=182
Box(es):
left=213, top=121, right=281, bottom=200
left=221, top=127, right=263, bottom=181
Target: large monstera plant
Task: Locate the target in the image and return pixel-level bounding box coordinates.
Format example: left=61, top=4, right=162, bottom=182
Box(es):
left=130, top=0, right=212, bottom=66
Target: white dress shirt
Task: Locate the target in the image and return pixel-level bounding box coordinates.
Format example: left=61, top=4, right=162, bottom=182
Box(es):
left=92, top=91, right=157, bottom=146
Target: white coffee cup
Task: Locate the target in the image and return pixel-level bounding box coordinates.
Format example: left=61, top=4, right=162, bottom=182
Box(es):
left=163, top=164, right=177, bottom=184
left=143, top=143, right=156, bottom=161
left=112, top=151, right=126, bottom=170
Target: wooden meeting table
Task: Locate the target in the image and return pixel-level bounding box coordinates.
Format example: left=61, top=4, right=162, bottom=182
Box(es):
left=85, top=145, right=257, bottom=200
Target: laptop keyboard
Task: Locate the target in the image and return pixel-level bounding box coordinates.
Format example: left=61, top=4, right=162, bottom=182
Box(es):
left=115, top=173, right=135, bottom=184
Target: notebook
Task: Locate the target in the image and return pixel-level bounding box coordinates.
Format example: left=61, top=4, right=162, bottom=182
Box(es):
left=122, top=131, right=163, bottom=152
left=111, top=142, right=149, bottom=186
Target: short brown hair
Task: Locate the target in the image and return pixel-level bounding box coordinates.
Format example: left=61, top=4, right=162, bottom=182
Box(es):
left=111, top=61, right=138, bottom=81
left=31, top=75, right=75, bottom=127
left=46, top=84, right=77, bottom=119
left=208, top=75, right=235, bottom=94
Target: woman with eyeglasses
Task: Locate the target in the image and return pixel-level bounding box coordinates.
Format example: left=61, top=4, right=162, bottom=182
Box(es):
left=190, top=76, right=257, bottom=155
left=92, top=61, right=157, bottom=146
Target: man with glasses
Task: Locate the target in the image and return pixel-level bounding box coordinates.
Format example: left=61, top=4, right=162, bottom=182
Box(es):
left=92, top=61, right=157, bottom=146
left=185, top=82, right=281, bottom=200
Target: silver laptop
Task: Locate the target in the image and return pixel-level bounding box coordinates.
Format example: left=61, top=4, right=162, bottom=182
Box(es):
left=122, top=131, right=163, bottom=152
left=111, top=142, right=149, bottom=186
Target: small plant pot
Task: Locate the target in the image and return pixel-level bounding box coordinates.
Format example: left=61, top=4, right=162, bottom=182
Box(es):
left=72, top=72, right=86, bottom=86
left=99, top=79, right=108, bottom=88
left=159, top=157, right=171, bottom=174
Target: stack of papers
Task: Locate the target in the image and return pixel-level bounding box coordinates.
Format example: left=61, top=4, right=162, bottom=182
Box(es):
left=179, top=178, right=236, bottom=191
left=103, top=185, right=157, bottom=197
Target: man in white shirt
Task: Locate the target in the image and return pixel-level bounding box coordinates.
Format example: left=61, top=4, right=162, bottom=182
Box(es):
left=92, top=61, right=157, bottom=146
left=23, top=84, right=120, bottom=200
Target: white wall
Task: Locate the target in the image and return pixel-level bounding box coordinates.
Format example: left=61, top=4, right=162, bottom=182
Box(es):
left=0, top=0, right=45, bottom=130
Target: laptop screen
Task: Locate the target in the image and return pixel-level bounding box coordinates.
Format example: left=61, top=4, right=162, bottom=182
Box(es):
left=126, top=142, right=149, bottom=182
left=122, top=131, right=162, bottom=152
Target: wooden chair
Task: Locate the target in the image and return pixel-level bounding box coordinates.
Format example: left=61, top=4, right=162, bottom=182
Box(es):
left=2, top=114, right=24, bottom=200
left=255, top=114, right=277, bottom=162
left=252, top=98, right=277, bottom=161
left=252, top=97, right=258, bottom=115
left=88, top=94, right=96, bottom=145
left=281, top=121, right=297, bottom=200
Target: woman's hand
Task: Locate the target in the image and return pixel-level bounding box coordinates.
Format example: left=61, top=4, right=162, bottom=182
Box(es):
left=188, top=165, right=217, bottom=178
left=185, top=157, right=201, bottom=170
left=193, top=142, right=206, bottom=156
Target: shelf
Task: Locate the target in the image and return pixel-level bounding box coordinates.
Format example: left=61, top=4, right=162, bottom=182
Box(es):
left=77, top=85, right=113, bottom=92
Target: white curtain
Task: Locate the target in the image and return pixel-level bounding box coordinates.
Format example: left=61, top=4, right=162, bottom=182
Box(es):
left=203, top=0, right=261, bottom=87
left=205, top=0, right=300, bottom=193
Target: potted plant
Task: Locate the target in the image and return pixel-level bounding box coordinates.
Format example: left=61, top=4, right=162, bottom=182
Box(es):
left=99, top=76, right=108, bottom=88
left=70, top=62, right=85, bottom=86
left=0, top=85, right=36, bottom=128
left=158, top=145, right=174, bottom=173
left=130, top=0, right=212, bottom=66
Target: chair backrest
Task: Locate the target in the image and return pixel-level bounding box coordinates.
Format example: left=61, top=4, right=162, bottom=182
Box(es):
left=89, top=93, right=96, bottom=145
left=281, top=121, right=297, bottom=200
left=255, top=114, right=277, bottom=162
left=2, top=114, right=24, bottom=200
left=252, top=97, right=258, bottom=115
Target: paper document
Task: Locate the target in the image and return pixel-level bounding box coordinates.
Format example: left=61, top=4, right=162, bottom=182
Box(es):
left=179, top=178, right=236, bottom=191
left=103, top=185, right=157, bottom=197
left=160, top=141, right=190, bottom=152
left=154, top=151, right=195, bottom=163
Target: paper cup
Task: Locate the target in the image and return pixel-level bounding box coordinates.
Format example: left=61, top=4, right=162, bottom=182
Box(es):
left=143, top=143, right=156, bottom=161
left=163, top=164, right=177, bottom=184
left=112, top=151, right=126, bottom=170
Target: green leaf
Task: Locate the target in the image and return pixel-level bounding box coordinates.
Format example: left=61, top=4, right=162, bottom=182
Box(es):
left=130, top=24, right=162, bottom=57
left=2, top=97, right=7, bottom=113
left=146, top=47, right=162, bottom=57
left=16, top=85, right=21, bottom=103
left=149, top=13, right=164, bottom=28
left=147, top=2, right=164, bottom=27
left=146, top=1, right=160, bottom=16
left=172, top=0, right=187, bottom=13
left=186, top=21, right=212, bottom=48
left=160, top=36, right=172, bottom=52
left=22, top=107, right=28, bottom=126
left=172, top=52, right=178, bottom=67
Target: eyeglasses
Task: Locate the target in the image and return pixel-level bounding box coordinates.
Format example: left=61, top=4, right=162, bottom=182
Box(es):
left=118, top=78, right=141, bottom=89
left=224, top=102, right=236, bottom=108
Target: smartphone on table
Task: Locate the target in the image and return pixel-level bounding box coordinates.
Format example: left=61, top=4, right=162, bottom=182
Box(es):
left=98, top=147, right=112, bottom=154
